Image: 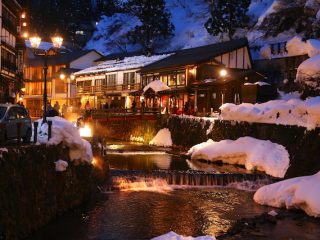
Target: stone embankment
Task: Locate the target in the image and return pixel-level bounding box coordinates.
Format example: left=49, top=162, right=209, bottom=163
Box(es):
left=106, top=115, right=320, bottom=178
left=0, top=144, right=108, bottom=240
left=162, top=116, right=320, bottom=178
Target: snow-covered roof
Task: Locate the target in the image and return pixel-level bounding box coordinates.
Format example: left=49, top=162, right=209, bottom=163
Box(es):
left=143, top=80, right=170, bottom=93
left=74, top=54, right=172, bottom=76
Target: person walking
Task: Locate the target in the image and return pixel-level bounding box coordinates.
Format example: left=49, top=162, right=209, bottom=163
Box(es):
left=54, top=101, right=60, bottom=112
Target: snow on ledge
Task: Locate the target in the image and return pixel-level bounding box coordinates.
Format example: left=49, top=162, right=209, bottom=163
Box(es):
left=152, top=231, right=216, bottom=240
left=187, top=137, right=290, bottom=178
left=55, top=160, right=68, bottom=172
left=254, top=171, right=320, bottom=217
left=34, top=117, right=93, bottom=164
left=149, top=128, right=172, bottom=147
left=220, top=97, right=320, bottom=130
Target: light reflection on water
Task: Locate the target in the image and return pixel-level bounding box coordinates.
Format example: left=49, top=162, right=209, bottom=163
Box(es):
left=85, top=188, right=271, bottom=239
left=27, top=149, right=320, bottom=240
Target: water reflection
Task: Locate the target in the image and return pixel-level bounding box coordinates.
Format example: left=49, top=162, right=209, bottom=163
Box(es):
left=108, top=153, right=185, bottom=171
left=27, top=189, right=272, bottom=240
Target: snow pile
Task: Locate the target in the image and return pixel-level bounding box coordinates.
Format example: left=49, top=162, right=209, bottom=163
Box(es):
left=75, top=54, right=171, bottom=76
left=296, top=55, right=320, bottom=81
left=34, top=117, right=93, bottom=164
left=149, top=128, right=173, bottom=147
left=278, top=91, right=301, bottom=101
left=244, top=81, right=270, bottom=86
left=187, top=137, right=289, bottom=178
left=254, top=171, right=320, bottom=217
left=152, top=231, right=215, bottom=240
left=54, top=160, right=68, bottom=172
left=143, top=80, right=170, bottom=93
left=220, top=97, right=320, bottom=130
left=260, top=44, right=272, bottom=59
left=286, top=36, right=307, bottom=57
left=286, top=36, right=320, bottom=58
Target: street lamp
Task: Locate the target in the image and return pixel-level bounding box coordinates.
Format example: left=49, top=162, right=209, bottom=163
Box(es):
left=29, top=33, right=63, bottom=123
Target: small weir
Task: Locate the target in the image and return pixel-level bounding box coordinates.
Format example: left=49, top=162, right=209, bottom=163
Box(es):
left=109, top=169, right=273, bottom=192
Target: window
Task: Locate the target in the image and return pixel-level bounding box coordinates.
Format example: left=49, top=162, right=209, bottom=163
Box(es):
left=177, top=73, right=186, bottom=86
left=168, top=75, right=176, bottom=86
left=95, top=79, right=107, bottom=86
left=75, top=30, right=84, bottom=35
left=123, top=72, right=135, bottom=85
left=55, top=78, right=67, bottom=93
left=106, top=74, right=116, bottom=86
left=160, top=75, right=168, bottom=85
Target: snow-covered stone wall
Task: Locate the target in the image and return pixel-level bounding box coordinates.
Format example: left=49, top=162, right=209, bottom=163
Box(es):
left=161, top=115, right=320, bottom=178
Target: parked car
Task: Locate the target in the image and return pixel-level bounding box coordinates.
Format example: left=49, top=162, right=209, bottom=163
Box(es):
left=0, top=104, right=32, bottom=144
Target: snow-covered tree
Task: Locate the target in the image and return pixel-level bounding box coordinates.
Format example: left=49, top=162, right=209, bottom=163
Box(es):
left=125, top=0, right=174, bottom=53
left=205, top=0, right=250, bottom=40
left=259, top=0, right=320, bottom=39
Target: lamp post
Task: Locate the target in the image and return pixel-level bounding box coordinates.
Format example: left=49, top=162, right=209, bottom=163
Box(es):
left=29, top=34, right=63, bottom=123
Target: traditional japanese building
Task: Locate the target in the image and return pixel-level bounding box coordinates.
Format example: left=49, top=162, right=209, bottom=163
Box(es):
left=23, top=49, right=102, bottom=117
left=140, top=38, right=268, bottom=114
left=74, top=54, right=171, bottom=110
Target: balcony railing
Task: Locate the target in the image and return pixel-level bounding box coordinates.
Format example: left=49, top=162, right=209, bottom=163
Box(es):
left=77, top=83, right=141, bottom=95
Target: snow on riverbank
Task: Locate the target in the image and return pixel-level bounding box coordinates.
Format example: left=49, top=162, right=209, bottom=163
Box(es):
left=187, top=137, right=289, bottom=178
left=34, top=117, right=93, bottom=164
left=152, top=231, right=216, bottom=240
left=149, top=128, right=173, bottom=147
left=254, top=171, right=320, bottom=217
left=220, top=97, right=320, bottom=130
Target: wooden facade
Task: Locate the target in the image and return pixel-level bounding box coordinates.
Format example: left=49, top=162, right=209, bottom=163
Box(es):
left=140, top=38, right=264, bottom=114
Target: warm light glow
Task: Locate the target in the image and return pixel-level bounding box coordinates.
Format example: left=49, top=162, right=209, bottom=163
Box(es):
left=22, top=32, right=29, bottom=39
left=21, top=13, right=26, bottom=19
left=189, top=67, right=196, bottom=75
left=21, top=87, right=26, bottom=92
left=220, top=69, right=228, bottom=78
left=60, top=73, right=66, bottom=80
left=29, top=36, right=41, bottom=49
left=79, top=125, right=92, bottom=138
left=51, top=35, right=63, bottom=49
left=22, top=22, right=27, bottom=27
left=70, top=74, right=75, bottom=80
left=92, top=157, right=103, bottom=170
left=19, top=97, right=23, bottom=101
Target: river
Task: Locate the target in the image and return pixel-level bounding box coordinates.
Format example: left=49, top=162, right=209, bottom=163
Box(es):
left=27, top=142, right=320, bottom=240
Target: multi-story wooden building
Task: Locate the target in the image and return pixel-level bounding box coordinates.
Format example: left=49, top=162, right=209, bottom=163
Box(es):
left=23, top=49, right=102, bottom=116
left=0, top=0, right=25, bottom=103
left=74, top=54, right=171, bottom=109
left=140, top=38, right=266, bottom=114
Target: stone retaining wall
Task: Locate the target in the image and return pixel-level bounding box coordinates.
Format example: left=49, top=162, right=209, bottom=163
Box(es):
left=0, top=144, right=107, bottom=240
left=162, top=116, right=320, bottom=178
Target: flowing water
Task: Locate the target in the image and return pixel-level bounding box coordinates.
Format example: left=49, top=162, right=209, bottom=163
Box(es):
left=27, top=143, right=320, bottom=240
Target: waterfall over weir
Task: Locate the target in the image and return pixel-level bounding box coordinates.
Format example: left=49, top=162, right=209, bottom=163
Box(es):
left=109, top=170, right=274, bottom=192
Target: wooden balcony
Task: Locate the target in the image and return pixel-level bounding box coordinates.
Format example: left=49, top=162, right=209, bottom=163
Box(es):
left=77, top=83, right=141, bottom=95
